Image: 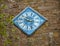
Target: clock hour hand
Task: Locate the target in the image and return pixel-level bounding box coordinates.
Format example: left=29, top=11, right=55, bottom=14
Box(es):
left=25, top=17, right=32, bottom=22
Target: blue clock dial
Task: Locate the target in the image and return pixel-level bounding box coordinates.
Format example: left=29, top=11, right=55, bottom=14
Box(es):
left=12, top=7, right=47, bottom=35
left=18, top=12, right=40, bottom=30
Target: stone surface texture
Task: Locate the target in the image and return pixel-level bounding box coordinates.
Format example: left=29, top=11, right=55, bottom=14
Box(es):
left=0, top=0, right=60, bottom=46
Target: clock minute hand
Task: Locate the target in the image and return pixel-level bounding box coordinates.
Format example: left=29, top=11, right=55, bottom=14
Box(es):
left=25, top=18, right=32, bottom=22
left=29, top=19, right=32, bottom=22
left=25, top=17, right=32, bottom=22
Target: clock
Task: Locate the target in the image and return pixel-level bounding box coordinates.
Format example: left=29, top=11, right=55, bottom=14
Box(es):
left=12, top=7, right=47, bottom=35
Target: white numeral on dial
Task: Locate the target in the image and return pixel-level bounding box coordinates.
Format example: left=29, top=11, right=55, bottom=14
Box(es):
left=34, top=16, right=39, bottom=19
left=23, top=25, right=27, bottom=29
left=19, top=23, right=25, bottom=27
left=27, top=26, right=31, bottom=30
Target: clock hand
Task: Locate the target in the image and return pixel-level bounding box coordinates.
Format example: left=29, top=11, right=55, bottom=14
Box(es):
left=29, top=20, right=32, bottom=22
left=25, top=17, right=32, bottom=22
left=26, top=19, right=32, bottom=22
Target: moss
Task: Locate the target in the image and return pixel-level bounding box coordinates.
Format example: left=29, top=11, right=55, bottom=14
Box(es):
left=1, top=4, right=7, bottom=9
left=0, top=4, right=8, bottom=11
left=0, top=30, right=7, bottom=37
left=4, top=39, right=12, bottom=46
left=6, top=15, right=14, bottom=24
left=12, top=28, right=16, bottom=32
left=0, top=13, right=5, bottom=19
left=0, top=0, right=4, bottom=2
left=0, top=22, right=7, bottom=37
left=0, top=2, right=20, bottom=45
left=0, top=22, right=6, bottom=29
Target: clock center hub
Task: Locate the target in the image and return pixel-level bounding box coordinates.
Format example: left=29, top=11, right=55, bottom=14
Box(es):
left=24, top=16, right=34, bottom=26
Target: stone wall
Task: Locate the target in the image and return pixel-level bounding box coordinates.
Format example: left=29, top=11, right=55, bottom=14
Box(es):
left=0, top=0, right=60, bottom=46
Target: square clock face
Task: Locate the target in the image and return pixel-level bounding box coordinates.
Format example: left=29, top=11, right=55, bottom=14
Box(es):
left=12, top=7, right=47, bottom=35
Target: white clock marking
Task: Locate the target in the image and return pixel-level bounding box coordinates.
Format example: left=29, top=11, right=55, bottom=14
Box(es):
left=23, top=25, right=27, bottom=29
left=34, top=19, right=39, bottom=22
left=27, top=26, right=31, bottom=30
left=34, top=15, right=39, bottom=19
left=32, top=14, right=35, bottom=17
left=19, top=16, right=24, bottom=19
left=30, top=12, right=34, bottom=16
left=22, top=13, right=27, bottom=18
left=26, top=13, right=28, bottom=16
left=34, top=23, right=39, bottom=27
left=34, top=19, right=40, bottom=23
left=32, top=25, right=36, bottom=29
left=19, top=23, right=25, bottom=27
left=25, top=12, right=34, bottom=16
left=30, top=12, right=35, bottom=17
left=15, top=20, right=23, bottom=24
left=19, top=14, right=27, bottom=19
